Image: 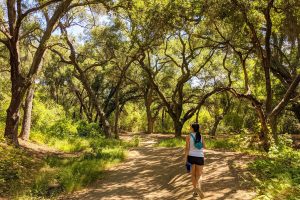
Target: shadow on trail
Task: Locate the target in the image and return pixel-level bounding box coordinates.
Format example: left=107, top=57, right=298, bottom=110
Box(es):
left=65, top=134, right=255, bottom=200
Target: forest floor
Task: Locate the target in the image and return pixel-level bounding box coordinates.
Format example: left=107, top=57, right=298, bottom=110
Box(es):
left=60, top=133, right=257, bottom=200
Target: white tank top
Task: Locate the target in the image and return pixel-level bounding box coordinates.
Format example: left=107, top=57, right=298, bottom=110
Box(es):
left=188, top=132, right=204, bottom=157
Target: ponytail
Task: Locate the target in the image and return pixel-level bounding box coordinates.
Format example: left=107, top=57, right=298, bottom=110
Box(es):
left=191, top=122, right=201, bottom=143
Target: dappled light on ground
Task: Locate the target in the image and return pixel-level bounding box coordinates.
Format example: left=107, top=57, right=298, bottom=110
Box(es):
left=64, top=134, right=256, bottom=200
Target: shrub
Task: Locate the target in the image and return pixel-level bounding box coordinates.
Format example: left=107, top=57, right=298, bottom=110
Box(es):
left=204, top=137, right=239, bottom=150
left=47, top=119, right=77, bottom=139
left=31, top=97, right=65, bottom=131
left=76, top=121, right=101, bottom=137
left=249, top=138, right=300, bottom=200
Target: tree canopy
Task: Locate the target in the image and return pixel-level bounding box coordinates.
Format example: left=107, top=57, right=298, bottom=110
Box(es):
left=0, top=0, right=299, bottom=151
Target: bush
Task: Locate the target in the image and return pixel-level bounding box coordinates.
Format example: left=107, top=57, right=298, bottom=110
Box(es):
left=249, top=137, right=300, bottom=200
left=47, top=119, right=77, bottom=139
left=205, top=137, right=239, bottom=150
left=77, top=121, right=100, bottom=137
left=31, top=97, right=66, bottom=131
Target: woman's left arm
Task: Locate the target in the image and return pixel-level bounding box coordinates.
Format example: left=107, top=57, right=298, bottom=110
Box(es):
left=184, top=135, right=189, bottom=162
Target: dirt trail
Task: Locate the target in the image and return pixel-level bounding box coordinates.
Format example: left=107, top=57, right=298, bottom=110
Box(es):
left=64, top=133, right=256, bottom=200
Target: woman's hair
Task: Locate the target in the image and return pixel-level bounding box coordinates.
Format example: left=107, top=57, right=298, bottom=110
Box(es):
left=191, top=122, right=201, bottom=143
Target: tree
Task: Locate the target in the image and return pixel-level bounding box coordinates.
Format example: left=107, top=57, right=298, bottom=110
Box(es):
left=205, top=0, right=300, bottom=150
left=139, top=29, right=227, bottom=137
left=207, top=93, right=231, bottom=137
left=0, top=0, right=76, bottom=145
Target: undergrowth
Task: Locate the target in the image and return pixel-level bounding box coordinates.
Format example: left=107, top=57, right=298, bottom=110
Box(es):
left=156, top=137, right=186, bottom=147
left=0, top=135, right=140, bottom=199
left=249, top=135, right=300, bottom=200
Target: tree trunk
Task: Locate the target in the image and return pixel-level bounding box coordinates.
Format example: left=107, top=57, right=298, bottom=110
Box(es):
left=79, top=74, right=111, bottom=138
left=20, top=86, right=35, bottom=140
left=114, top=88, right=120, bottom=139
left=4, top=0, right=73, bottom=146
left=69, top=81, right=92, bottom=122
left=196, top=108, right=200, bottom=123
left=174, top=120, right=183, bottom=137
left=4, top=55, right=26, bottom=146
left=209, top=116, right=222, bottom=137
left=259, top=122, right=271, bottom=152
left=4, top=95, right=22, bottom=146
left=147, top=118, right=154, bottom=134
left=256, top=109, right=271, bottom=151
left=94, top=113, right=98, bottom=123
left=161, top=108, right=165, bottom=132
left=145, top=88, right=154, bottom=134
left=269, top=116, right=278, bottom=143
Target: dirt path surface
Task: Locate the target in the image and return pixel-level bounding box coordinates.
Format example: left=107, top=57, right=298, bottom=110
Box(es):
left=64, top=133, right=256, bottom=200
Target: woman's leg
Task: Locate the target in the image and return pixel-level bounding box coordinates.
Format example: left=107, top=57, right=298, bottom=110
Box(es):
left=195, top=165, right=205, bottom=198
left=195, top=165, right=203, bottom=189
left=191, top=164, right=197, bottom=189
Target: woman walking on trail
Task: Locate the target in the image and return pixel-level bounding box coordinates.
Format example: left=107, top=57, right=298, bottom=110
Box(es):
left=185, top=122, right=205, bottom=198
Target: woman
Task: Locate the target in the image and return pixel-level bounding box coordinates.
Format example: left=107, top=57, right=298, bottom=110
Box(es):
left=185, top=122, right=205, bottom=198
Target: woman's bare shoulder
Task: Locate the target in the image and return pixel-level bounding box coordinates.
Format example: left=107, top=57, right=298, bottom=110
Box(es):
left=185, top=134, right=190, bottom=140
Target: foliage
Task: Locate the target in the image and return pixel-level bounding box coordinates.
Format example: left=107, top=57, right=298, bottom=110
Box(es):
left=119, top=103, right=146, bottom=132
left=0, top=145, right=43, bottom=198
left=0, top=135, right=139, bottom=199
left=156, top=137, right=186, bottom=148
left=249, top=135, right=300, bottom=200
left=31, top=96, right=66, bottom=132
left=156, top=132, right=259, bottom=153
left=0, top=0, right=300, bottom=198
left=77, top=121, right=100, bottom=137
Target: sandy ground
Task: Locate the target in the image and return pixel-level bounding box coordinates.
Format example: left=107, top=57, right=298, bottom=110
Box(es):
left=62, top=133, right=256, bottom=200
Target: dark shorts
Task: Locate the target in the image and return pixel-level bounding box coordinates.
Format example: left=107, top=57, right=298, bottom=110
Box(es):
left=188, top=156, right=204, bottom=166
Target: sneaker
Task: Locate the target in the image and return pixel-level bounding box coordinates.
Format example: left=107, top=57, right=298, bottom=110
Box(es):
left=192, top=191, right=198, bottom=197
left=195, top=188, right=204, bottom=199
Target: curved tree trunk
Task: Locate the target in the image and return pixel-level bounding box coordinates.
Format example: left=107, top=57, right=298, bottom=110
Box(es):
left=20, top=86, right=35, bottom=140
left=209, top=116, right=222, bottom=138
left=161, top=108, right=166, bottom=132
left=114, top=87, right=120, bottom=139
left=256, top=108, right=272, bottom=151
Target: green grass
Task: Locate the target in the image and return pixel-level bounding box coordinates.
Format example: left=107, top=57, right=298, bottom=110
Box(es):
left=0, top=135, right=140, bottom=199
left=155, top=134, right=247, bottom=151
left=30, top=147, right=126, bottom=196
left=30, top=130, right=91, bottom=153
left=205, top=137, right=240, bottom=150
left=156, top=137, right=186, bottom=147
left=0, top=145, right=44, bottom=198
left=249, top=146, right=300, bottom=200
